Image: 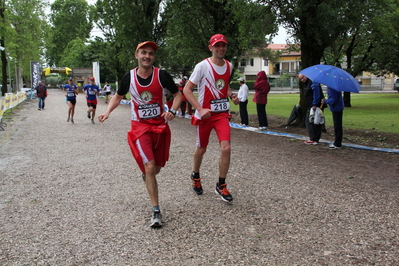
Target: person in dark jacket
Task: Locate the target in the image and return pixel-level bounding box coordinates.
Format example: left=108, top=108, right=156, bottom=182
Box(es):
left=322, top=87, right=344, bottom=149
left=298, top=74, right=324, bottom=145
left=35, top=82, right=47, bottom=110
left=253, top=71, right=270, bottom=130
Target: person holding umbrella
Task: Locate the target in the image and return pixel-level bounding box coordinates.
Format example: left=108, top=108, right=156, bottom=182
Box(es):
left=322, top=87, right=344, bottom=149
left=298, top=73, right=324, bottom=145
left=299, top=64, right=361, bottom=148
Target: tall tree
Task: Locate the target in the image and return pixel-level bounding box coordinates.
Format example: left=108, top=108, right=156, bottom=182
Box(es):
left=1, top=0, right=10, bottom=95
left=362, top=1, right=399, bottom=77
left=7, top=0, right=48, bottom=89
left=321, top=0, right=398, bottom=106
left=263, top=0, right=380, bottom=123
left=94, top=0, right=163, bottom=80
left=59, top=37, right=88, bottom=68
left=1, top=0, right=47, bottom=93
left=162, top=0, right=277, bottom=77
left=46, top=0, right=93, bottom=66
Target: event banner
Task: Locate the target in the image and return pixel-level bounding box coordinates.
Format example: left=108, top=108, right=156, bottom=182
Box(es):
left=30, top=61, right=42, bottom=88
left=92, top=61, right=100, bottom=87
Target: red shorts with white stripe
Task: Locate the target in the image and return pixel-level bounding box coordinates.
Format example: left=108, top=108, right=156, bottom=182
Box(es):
left=127, top=121, right=171, bottom=174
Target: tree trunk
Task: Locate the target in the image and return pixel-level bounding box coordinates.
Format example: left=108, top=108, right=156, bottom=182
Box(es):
left=1, top=4, right=7, bottom=96
left=343, top=92, right=352, bottom=107
left=1, top=43, right=7, bottom=96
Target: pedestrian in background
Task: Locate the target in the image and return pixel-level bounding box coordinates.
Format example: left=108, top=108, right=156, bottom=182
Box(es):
left=237, top=77, right=249, bottom=126
left=63, top=77, right=78, bottom=123
left=84, top=77, right=100, bottom=124
left=35, top=81, right=47, bottom=111
left=322, top=87, right=344, bottom=149
left=102, top=81, right=112, bottom=104
left=253, top=71, right=270, bottom=130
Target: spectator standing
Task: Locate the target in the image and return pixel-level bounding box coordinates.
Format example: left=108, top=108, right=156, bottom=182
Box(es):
left=98, top=41, right=182, bottom=228
left=237, top=77, right=249, bottom=126
left=322, top=87, right=344, bottom=149
left=84, top=77, right=100, bottom=124
left=253, top=71, right=270, bottom=130
left=298, top=73, right=324, bottom=145
left=35, top=81, right=47, bottom=111
left=63, top=77, right=78, bottom=123
left=183, top=34, right=239, bottom=202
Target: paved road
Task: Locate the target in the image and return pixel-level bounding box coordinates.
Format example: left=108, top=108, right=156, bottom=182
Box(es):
left=0, top=90, right=398, bottom=265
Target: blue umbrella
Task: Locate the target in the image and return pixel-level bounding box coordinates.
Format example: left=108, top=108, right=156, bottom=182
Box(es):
left=299, top=64, right=361, bottom=93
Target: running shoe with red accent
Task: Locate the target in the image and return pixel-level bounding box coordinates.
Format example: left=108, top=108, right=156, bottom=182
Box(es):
left=304, top=140, right=318, bottom=145
left=191, top=172, right=203, bottom=195
left=215, top=183, right=233, bottom=202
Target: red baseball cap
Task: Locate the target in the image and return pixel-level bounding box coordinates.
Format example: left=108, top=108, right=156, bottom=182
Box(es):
left=89, top=77, right=95, bottom=80
left=136, top=41, right=158, bottom=52
left=209, top=34, right=228, bottom=46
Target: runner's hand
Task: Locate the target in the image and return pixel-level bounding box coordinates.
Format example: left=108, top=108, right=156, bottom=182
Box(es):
left=199, top=108, right=211, bottom=119
left=98, top=114, right=109, bottom=123
left=162, top=111, right=175, bottom=121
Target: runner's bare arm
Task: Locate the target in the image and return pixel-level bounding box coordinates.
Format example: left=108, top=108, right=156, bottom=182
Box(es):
left=98, top=93, right=124, bottom=123
left=183, top=80, right=211, bottom=119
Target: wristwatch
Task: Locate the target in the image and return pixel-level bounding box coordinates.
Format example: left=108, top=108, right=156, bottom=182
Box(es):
left=169, top=108, right=177, bottom=117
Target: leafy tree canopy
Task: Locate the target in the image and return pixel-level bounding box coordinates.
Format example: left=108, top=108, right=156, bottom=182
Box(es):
left=161, top=0, right=277, bottom=77
left=46, top=0, right=93, bottom=66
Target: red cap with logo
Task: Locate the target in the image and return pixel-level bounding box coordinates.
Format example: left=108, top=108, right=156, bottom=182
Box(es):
left=209, top=34, right=228, bottom=46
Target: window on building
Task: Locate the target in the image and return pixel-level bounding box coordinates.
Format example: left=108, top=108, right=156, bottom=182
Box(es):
left=250, top=58, right=254, bottom=66
left=264, top=59, right=268, bottom=66
left=281, top=62, right=289, bottom=73
left=240, top=59, right=246, bottom=67
left=290, top=62, right=295, bottom=72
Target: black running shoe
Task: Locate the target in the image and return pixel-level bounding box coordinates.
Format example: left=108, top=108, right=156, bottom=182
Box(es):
left=87, top=111, right=91, bottom=119
left=191, top=172, right=203, bottom=195
left=150, top=211, right=162, bottom=228
left=215, top=183, right=233, bottom=202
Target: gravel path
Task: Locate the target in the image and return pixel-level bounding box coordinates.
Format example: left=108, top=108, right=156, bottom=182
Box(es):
left=1, top=90, right=398, bottom=265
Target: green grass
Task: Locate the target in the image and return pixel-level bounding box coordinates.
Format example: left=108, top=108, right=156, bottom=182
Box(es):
left=229, top=93, right=399, bottom=134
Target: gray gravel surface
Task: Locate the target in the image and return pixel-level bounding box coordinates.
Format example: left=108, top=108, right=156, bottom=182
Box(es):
left=1, top=90, right=398, bottom=265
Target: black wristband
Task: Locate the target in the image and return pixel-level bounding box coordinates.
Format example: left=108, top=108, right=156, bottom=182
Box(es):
left=169, top=108, right=176, bottom=117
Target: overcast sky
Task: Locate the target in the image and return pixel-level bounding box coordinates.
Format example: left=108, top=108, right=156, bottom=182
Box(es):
left=271, top=26, right=290, bottom=44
